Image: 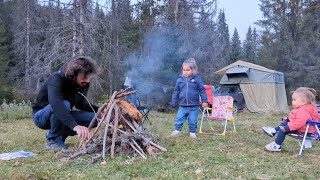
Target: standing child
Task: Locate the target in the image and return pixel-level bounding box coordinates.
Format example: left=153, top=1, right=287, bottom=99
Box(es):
left=262, top=87, right=319, bottom=152
left=170, top=58, right=208, bottom=138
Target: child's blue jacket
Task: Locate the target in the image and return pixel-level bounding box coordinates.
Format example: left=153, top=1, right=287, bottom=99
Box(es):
left=171, top=75, right=208, bottom=107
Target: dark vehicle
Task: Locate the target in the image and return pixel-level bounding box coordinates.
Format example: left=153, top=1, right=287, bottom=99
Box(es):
left=213, top=85, right=245, bottom=113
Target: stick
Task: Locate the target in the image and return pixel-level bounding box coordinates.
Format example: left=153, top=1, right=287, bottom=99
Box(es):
left=130, top=138, right=146, bottom=156
left=121, top=115, right=137, bottom=132
left=129, top=142, right=147, bottom=159
left=88, top=89, right=136, bottom=140
left=141, top=136, right=167, bottom=152
left=132, top=119, right=143, bottom=132
left=115, top=90, right=137, bottom=98
left=78, top=100, right=114, bottom=149
left=66, top=149, right=87, bottom=160
left=109, top=123, right=127, bottom=135
left=110, top=106, right=119, bottom=158
left=90, top=154, right=102, bottom=164
left=102, top=99, right=118, bottom=161
left=89, top=91, right=118, bottom=130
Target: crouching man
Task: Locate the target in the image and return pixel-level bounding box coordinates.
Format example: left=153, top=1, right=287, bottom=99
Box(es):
left=32, top=56, right=101, bottom=149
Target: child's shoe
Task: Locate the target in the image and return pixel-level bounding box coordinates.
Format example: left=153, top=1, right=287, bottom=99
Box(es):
left=189, top=133, right=197, bottom=139
left=265, top=141, right=281, bottom=152
left=170, top=130, right=181, bottom=137
left=262, top=127, right=277, bottom=137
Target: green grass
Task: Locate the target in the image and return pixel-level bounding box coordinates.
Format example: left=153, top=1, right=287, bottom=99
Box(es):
left=1, top=109, right=320, bottom=179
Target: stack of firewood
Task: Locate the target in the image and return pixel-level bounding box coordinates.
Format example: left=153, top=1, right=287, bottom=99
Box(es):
left=60, top=88, right=167, bottom=164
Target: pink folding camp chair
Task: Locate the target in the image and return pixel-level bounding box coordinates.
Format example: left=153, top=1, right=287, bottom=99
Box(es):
left=199, top=96, right=236, bottom=136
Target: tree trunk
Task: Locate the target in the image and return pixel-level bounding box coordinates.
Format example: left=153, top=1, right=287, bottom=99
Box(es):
left=72, top=0, right=77, bottom=57
left=109, top=36, right=112, bottom=94
left=25, top=0, right=31, bottom=90
left=79, top=0, right=86, bottom=56
left=174, top=0, right=179, bottom=24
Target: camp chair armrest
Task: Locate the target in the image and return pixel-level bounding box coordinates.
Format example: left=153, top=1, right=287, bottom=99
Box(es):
left=306, top=120, right=320, bottom=126
left=227, top=106, right=235, bottom=111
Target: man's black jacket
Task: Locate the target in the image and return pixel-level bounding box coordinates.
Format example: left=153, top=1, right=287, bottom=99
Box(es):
left=32, top=70, right=99, bottom=129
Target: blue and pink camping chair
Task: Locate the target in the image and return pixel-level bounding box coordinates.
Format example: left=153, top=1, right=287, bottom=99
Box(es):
left=289, top=121, right=320, bottom=157
left=288, top=105, right=320, bottom=157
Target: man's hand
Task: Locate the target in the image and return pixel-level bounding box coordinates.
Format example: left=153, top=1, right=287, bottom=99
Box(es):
left=279, top=126, right=285, bottom=132
left=73, top=125, right=92, bottom=141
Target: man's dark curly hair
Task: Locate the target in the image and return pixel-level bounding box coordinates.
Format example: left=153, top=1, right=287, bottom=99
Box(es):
left=65, top=56, right=98, bottom=79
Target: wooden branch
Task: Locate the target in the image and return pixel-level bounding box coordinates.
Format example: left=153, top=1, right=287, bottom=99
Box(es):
left=109, top=123, right=127, bottom=135
left=129, top=142, right=147, bottom=159
left=117, top=100, right=143, bottom=120
left=141, top=136, right=167, bottom=152
left=130, top=138, right=146, bottom=157
left=132, top=119, right=144, bottom=132
left=102, top=99, right=118, bottom=160
left=66, top=149, right=87, bottom=161
left=115, top=90, right=137, bottom=98
left=90, top=154, right=102, bottom=164
left=121, top=115, right=137, bottom=132
left=88, top=91, right=118, bottom=130
left=110, top=105, right=119, bottom=158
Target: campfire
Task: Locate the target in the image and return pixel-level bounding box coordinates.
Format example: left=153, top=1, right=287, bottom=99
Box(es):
left=59, top=88, right=167, bottom=164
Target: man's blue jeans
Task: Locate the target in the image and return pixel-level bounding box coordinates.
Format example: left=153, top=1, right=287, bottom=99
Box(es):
left=33, top=100, right=95, bottom=142
left=174, top=106, right=199, bottom=133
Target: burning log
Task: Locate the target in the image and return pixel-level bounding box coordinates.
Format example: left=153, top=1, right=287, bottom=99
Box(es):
left=59, top=89, right=167, bottom=163
left=116, top=100, right=143, bottom=120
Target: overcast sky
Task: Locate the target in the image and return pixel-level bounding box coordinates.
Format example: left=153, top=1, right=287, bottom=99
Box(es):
left=217, top=0, right=263, bottom=41
left=59, top=0, right=262, bottom=41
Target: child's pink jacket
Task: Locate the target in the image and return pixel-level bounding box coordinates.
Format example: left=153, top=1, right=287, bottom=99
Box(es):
left=288, top=104, right=319, bottom=134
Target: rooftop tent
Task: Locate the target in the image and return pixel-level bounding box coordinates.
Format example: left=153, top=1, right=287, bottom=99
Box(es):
left=215, top=60, right=289, bottom=113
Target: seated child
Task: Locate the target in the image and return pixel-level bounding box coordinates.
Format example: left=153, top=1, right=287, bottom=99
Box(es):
left=262, top=87, right=319, bottom=152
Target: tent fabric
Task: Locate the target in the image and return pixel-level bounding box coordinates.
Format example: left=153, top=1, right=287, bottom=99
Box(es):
left=239, top=83, right=289, bottom=113
left=215, top=60, right=289, bottom=113
left=220, top=68, right=285, bottom=84
left=215, top=60, right=283, bottom=75
left=226, top=67, right=249, bottom=75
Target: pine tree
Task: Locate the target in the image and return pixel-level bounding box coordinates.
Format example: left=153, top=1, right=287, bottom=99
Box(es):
left=215, top=10, right=230, bottom=66
left=230, top=28, right=242, bottom=63
left=298, top=0, right=320, bottom=90
left=257, top=0, right=320, bottom=92
left=252, top=27, right=260, bottom=62
left=0, top=17, right=9, bottom=83
left=243, top=26, right=254, bottom=62
left=194, top=6, right=218, bottom=83
left=0, top=1, right=13, bottom=100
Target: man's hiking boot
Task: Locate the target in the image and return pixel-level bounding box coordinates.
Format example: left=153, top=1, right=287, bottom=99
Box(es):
left=45, top=140, right=67, bottom=150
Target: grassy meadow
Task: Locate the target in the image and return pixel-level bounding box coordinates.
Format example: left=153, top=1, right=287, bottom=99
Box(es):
left=1, top=108, right=320, bottom=180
